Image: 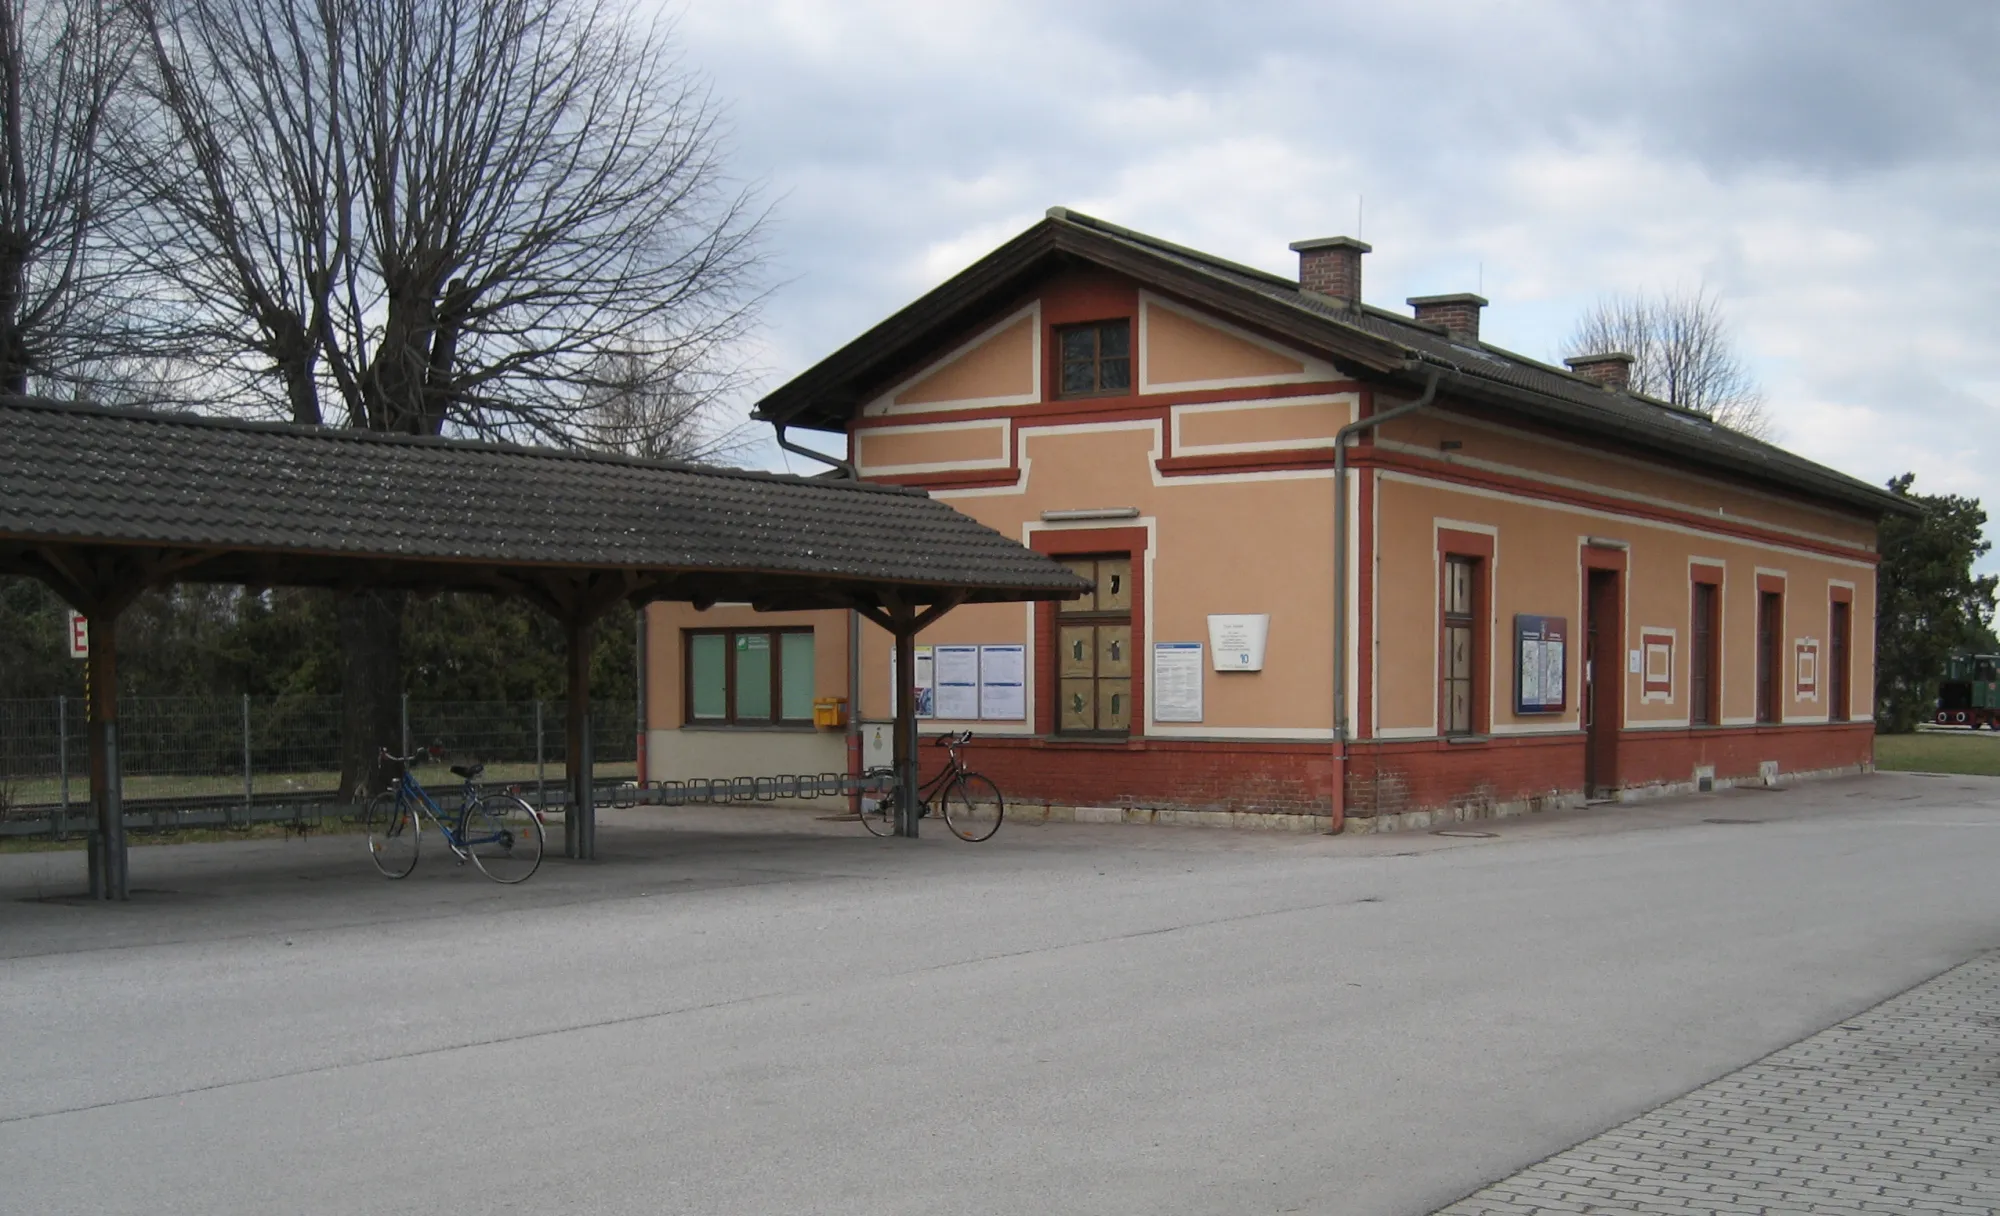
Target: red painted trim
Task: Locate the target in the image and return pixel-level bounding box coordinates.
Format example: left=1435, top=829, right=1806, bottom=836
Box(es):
left=1156, top=448, right=1337, bottom=476
left=1436, top=534, right=1494, bottom=735
left=972, top=735, right=1335, bottom=755
left=1690, top=561, right=1725, bottom=585
left=1437, top=527, right=1495, bottom=560
left=1582, top=544, right=1628, bottom=572
left=1757, top=572, right=1787, bottom=595
left=1360, top=448, right=1877, bottom=564
left=1350, top=718, right=1871, bottom=755
left=852, top=380, right=1364, bottom=434
left=1829, top=584, right=1853, bottom=604
left=865, top=467, right=1022, bottom=490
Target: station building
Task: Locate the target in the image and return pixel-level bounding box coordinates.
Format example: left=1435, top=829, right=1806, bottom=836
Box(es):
left=642, top=209, right=1904, bottom=829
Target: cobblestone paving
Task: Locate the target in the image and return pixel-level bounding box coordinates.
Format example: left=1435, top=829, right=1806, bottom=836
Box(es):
left=1435, top=952, right=2000, bottom=1215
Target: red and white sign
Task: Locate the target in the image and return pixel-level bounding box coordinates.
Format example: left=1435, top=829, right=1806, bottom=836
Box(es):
left=66, top=609, right=89, bottom=659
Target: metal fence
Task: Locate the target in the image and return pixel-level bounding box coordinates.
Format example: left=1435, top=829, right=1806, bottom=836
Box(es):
left=0, top=695, right=637, bottom=825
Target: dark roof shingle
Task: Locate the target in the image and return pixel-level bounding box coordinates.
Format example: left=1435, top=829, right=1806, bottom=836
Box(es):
left=755, top=207, right=1906, bottom=517
left=0, top=397, right=1089, bottom=602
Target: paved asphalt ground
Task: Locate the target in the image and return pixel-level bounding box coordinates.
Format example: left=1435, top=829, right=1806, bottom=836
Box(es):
left=2, top=772, right=1998, bottom=1215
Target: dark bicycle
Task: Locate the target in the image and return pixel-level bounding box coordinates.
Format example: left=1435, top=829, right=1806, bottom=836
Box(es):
left=362, top=746, right=546, bottom=883
left=859, top=729, right=1005, bottom=842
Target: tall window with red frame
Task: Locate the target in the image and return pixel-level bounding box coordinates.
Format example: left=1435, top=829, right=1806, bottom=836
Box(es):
left=1441, top=555, right=1479, bottom=736
left=1690, top=580, right=1720, bottom=726
left=1055, top=555, right=1134, bottom=735
left=1755, top=590, right=1783, bottom=724
left=1829, top=597, right=1851, bottom=721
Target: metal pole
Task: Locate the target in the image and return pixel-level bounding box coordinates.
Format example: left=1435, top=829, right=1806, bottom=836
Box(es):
left=535, top=699, right=545, bottom=810
left=57, top=694, right=68, bottom=837
left=242, top=693, right=253, bottom=812
left=87, top=611, right=127, bottom=900
left=1331, top=365, right=1441, bottom=835
left=565, top=615, right=595, bottom=859
left=400, top=691, right=410, bottom=758
left=634, top=604, right=648, bottom=787
left=893, top=619, right=919, bottom=838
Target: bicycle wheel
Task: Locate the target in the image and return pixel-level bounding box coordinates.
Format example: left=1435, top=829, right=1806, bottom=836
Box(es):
left=462, top=793, right=545, bottom=884
left=858, top=768, right=899, bottom=836
left=364, top=790, right=420, bottom=878
left=942, top=772, right=1004, bottom=842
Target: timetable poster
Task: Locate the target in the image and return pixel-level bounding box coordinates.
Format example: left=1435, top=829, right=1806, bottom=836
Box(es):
left=978, top=645, right=1026, bottom=720
left=932, top=645, right=981, bottom=720
left=1515, top=614, right=1568, bottom=714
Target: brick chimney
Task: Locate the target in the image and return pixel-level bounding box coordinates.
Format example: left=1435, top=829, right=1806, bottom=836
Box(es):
left=1407, top=292, right=1488, bottom=341
left=1564, top=352, right=1634, bottom=392
left=1290, top=236, right=1370, bottom=301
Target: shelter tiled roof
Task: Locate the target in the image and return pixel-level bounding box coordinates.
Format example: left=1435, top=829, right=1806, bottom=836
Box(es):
left=0, top=396, right=1088, bottom=604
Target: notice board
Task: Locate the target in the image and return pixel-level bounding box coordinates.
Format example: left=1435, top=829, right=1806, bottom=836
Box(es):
left=1514, top=614, right=1568, bottom=714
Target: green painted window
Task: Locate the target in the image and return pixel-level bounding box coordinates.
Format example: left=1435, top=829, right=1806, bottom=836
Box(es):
left=684, top=628, right=816, bottom=726
left=689, top=634, right=727, bottom=720
left=781, top=632, right=816, bottom=721
left=734, top=632, right=772, bottom=720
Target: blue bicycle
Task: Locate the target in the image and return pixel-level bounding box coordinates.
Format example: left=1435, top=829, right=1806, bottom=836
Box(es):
left=364, top=747, right=546, bottom=883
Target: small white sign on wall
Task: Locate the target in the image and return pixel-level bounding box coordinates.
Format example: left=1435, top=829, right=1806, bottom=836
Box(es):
left=1153, top=643, right=1204, bottom=722
left=66, top=609, right=89, bottom=659
left=1207, top=615, right=1269, bottom=671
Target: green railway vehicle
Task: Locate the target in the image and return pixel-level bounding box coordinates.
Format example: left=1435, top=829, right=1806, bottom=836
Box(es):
left=1935, top=652, right=2000, bottom=729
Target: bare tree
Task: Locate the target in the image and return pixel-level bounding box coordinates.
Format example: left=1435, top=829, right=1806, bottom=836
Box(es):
left=578, top=341, right=754, bottom=464
left=1562, top=285, right=1772, bottom=439
left=0, top=0, right=138, bottom=397
left=128, top=0, right=765, bottom=795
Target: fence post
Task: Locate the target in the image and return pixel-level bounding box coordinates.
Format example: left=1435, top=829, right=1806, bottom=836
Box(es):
left=535, top=700, right=545, bottom=809
left=57, top=694, right=68, bottom=837
left=400, top=692, right=410, bottom=759
left=242, top=693, right=253, bottom=813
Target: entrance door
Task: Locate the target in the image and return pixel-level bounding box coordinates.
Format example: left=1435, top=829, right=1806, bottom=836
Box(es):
left=1584, top=568, right=1622, bottom=798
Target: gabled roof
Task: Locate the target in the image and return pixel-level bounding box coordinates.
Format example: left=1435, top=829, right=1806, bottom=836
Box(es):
left=0, top=396, right=1090, bottom=607
left=755, top=207, right=1907, bottom=518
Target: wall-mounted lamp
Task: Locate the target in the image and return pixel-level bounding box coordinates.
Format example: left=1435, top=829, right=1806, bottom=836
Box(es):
left=1439, top=439, right=1464, bottom=452
left=1040, top=507, right=1140, bottom=522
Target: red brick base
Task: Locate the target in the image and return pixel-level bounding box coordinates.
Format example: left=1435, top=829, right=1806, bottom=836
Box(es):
left=950, top=724, right=1874, bottom=825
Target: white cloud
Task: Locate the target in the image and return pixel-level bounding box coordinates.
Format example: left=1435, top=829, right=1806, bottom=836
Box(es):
left=677, top=0, right=2000, bottom=570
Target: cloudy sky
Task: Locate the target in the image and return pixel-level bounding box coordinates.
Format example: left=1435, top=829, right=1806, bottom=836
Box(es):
left=673, top=1, right=1999, bottom=570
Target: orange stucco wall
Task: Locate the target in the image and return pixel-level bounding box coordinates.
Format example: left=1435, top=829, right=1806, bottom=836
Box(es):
left=644, top=603, right=849, bottom=729
left=893, top=313, right=1036, bottom=407
left=855, top=421, right=1009, bottom=473
left=642, top=264, right=1881, bottom=812
left=1370, top=471, right=1876, bottom=738
left=1144, top=298, right=1305, bottom=385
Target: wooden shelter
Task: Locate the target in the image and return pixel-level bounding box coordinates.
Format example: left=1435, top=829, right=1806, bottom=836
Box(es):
left=0, top=396, right=1087, bottom=897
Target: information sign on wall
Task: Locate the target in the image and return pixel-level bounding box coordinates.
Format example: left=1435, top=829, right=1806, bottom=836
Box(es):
left=891, top=645, right=936, bottom=718
left=932, top=645, right=981, bottom=720
left=1206, top=615, right=1269, bottom=671
left=1514, top=614, right=1568, bottom=714
left=978, top=645, right=1026, bottom=720
left=1152, top=642, right=1204, bottom=722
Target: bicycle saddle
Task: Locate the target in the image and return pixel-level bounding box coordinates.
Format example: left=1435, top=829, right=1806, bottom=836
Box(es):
left=451, top=763, right=485, bottom=780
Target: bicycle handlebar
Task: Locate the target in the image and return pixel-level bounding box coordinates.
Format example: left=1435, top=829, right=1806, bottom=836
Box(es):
left=378, top=744, right=443, bottom=765
left=932, top=729, right=973, bottom=747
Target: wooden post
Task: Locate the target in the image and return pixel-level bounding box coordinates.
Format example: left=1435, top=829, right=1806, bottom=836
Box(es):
left=87, top=610, right=125, bottom=900
left=892, top=614, right=919, bottom=838
left=566, top=613, right=594, bottom=860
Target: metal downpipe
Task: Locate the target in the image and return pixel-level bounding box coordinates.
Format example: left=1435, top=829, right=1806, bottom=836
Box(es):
left=1331, top=365, right=1443, bottom=832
